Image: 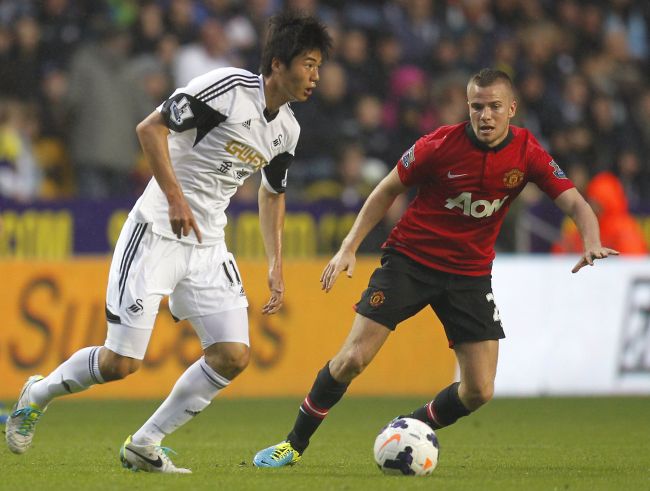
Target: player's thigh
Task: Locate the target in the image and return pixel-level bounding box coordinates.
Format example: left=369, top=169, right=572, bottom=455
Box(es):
left=432, top=274, right=505, bottom=348
left=105, top=218, right=187, bottom=359
left=330, top=313, right=392, bottom=379
left=189, top=307, right=250, bottom=350
left=170, top=242, right=248, bottom=321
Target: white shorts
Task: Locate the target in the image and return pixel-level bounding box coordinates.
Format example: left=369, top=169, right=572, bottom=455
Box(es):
left=104, top=218, right=249, bottom=358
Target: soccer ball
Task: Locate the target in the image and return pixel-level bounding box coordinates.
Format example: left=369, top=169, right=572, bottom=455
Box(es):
left=373, top=417, right=439, bottom=476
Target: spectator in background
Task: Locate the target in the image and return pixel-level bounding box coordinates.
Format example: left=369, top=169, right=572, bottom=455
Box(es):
left=366, top=33, right=402, bottom=99
left=346, top=94, right=391, bottom=162
left=615, top=148, right=649, bottom=210
left=291, top=61, right=352, bottom=182
left=604, top=0, right=648, bottom=61
left=385, top=0, right=440, bottom=65
left=633, top=88, right=650, bottom=157
left=589, top=93, right=637, bottom=174
left=131, top=1, right=166, bottom=55
left=516, top=70, right=560, bottom=142
left=173, top=16, right=238, bottom=86
left=1, top=16, right=43, bottom=101
left=222, top=0, right=271, bottom=70
left=559, top=74, right=591, bottom=126
left=553, top=172, right=647, bottom=255
left=338, top=28, right=373, bottom=99
left=0, top=99, right=42, bottom=201
left=164, top=0, right=198, bottom=45
left=66, top=23, right=150, bottom=198
left=37, top=0, right=85, bottom=67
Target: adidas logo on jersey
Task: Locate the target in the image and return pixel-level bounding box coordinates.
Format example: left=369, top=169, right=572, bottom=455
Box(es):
left=127, top=299, right=144, bottom=314
left=242, top=119, right=251, bottom=129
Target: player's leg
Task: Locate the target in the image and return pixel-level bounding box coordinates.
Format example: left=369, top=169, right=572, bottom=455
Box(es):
left=122, top=310, right=248, bottom=474
left=5, top=219, right=163, bottom=455
left=130, top=309, right=249, bottom=446
left=406, top=273, right=504, bottom=429
left=408, top=340, right=498, bottom=428
left=289, top=314, right=390, bottom=447
left=122, top=244, right=248, bottom=473
left=254, top=250, right=433, bottom=467
left=253, top=314, right=390, bottom=467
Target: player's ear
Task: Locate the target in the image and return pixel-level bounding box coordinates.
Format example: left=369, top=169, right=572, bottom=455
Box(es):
left=508, top=98, right=517, bottom=118
left=271, top=57, right=284, bottom=74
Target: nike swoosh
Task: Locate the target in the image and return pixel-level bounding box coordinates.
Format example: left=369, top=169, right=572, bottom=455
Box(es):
left=379, top=433, right=401, bottom=451
left=447, top=171, right=468, bottom=178
left=126, top=447, right=164, bottom=468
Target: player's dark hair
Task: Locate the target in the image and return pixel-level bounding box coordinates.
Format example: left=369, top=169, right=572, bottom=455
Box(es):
left=469, top=68, right=513, bottom=89
left=260, top=11, right=332, bottom=76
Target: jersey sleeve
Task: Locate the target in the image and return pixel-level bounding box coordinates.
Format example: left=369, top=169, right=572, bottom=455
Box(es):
left=526, top=136, right=574, bottom=199
left=158, top=93, right=226, bottom=134
left=396, top=129, right=444, bottom=186
left=261, top=113, right=299, bottom=194
left=261, top=152, right=293, bottom=193
left=157, top=69, right=253, bottom=141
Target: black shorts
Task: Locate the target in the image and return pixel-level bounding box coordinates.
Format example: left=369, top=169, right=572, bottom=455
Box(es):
left=355, top=249, right=505, bottom=347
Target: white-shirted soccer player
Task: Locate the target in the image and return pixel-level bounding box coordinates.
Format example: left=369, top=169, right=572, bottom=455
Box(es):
left=6, top=11, right=332, bottom=474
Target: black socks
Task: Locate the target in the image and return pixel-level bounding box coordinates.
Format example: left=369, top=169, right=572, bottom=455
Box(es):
left=286, top=362, right=349, bottom=453
left=409, top=382, right=471, bottom=429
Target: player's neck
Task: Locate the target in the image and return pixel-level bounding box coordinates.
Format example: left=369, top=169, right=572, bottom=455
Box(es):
left=262, top=75, right=288, bottom=115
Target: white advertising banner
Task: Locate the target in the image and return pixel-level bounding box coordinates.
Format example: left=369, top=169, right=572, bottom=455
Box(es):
left=492, top=256, right=650, bottom=396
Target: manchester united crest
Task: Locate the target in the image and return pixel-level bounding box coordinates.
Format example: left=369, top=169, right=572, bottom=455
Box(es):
left=503, top=168, right=524, bottom=188
left=369, top=291, right=385, bottom=308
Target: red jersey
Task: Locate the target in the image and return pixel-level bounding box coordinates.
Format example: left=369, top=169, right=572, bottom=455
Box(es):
left=384, top=122, right=574, bottom=276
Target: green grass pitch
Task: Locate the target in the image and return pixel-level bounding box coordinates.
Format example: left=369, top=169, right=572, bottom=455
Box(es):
left=1, top=397, right=649, bottom=490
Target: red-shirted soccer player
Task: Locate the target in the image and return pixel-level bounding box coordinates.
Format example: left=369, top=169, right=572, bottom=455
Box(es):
left=253, top=68, right=619, bottom=467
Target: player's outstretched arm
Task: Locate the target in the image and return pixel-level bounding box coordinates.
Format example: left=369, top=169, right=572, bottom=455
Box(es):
left=553, top=188, right=619, bottom=273
left=136, top=111, right=202, bottom=243
left=258, top=184, right=286, bottom=314
left=321, top=168, right=408, bottom=292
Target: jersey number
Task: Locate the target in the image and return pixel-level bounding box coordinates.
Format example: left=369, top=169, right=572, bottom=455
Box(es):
left=222, top=260, right=242, bottom=286
left=486, top=293, right=501, bottom=323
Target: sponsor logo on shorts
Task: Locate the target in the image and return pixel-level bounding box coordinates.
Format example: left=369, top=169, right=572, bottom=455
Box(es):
left=127, top=299, right=144, bottom=314
left=369, top=291, right=385, bottom=308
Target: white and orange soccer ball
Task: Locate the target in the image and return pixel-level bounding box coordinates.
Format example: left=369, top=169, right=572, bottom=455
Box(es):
left=373, top=417, right=439, bottom=476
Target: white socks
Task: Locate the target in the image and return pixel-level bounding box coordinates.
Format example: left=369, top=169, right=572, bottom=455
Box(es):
left=132, top=357, right=230, bottom=446
left=29, top=346, right=104, bottom=408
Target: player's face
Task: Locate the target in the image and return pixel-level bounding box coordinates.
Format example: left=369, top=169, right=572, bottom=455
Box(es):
left=276, top=49, right=322, bottom=103
left=467, top=81, right=517, bottom=147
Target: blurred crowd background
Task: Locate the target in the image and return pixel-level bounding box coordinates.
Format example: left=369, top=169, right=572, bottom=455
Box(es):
left=0, top=0, right=649, bottom=253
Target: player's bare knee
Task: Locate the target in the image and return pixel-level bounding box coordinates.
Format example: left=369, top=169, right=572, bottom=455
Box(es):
left=205, top=344, right=250, bottom=380
left=99, top=349, right=141, bottom=381
left=463, top=383, right=494, bottom=409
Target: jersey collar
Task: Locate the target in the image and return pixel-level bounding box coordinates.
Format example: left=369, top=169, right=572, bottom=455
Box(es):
left=464, top=122, right=514, bottom=152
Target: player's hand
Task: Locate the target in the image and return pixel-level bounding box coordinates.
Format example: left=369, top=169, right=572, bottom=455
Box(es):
left=321, top=249, right=356, bottom=292
left=168, top=196, right=202, bottom=243
left=571, top=246, right=619, bottom=273
left=262, top=267, right=284, bottom=315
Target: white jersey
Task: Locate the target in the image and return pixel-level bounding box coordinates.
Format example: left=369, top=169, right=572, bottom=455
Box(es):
left=129, top=67, right=300, bottom=244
